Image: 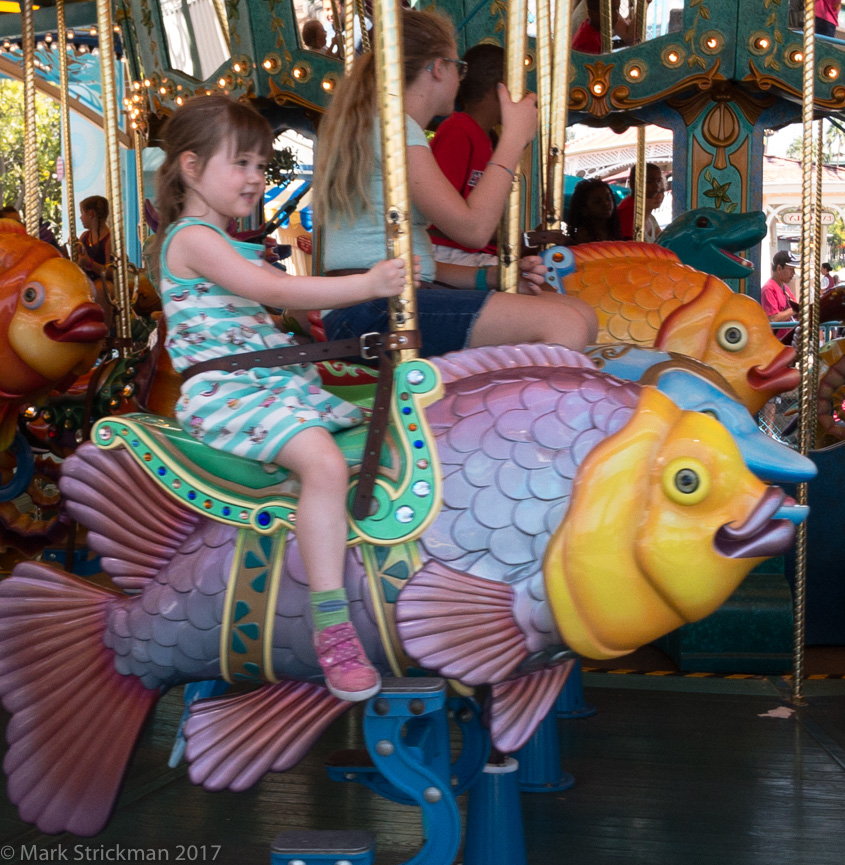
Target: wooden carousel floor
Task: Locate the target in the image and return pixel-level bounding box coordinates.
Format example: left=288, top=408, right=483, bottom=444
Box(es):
left=0, top=667, right=843, bottom=865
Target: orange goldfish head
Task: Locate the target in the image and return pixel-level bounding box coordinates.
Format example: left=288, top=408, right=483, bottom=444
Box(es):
left=654, top=277, right=799, bottom=414
left=7, top=258, right=107, bottom=385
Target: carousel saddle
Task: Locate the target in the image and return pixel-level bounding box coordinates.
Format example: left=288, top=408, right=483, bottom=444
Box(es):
left=90, top=359, right=443, bottom=546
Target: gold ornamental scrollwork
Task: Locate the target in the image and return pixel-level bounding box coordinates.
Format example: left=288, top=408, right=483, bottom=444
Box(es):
left=611, top=58, right=722, bottom=112
left=744, top=59, right=845, bottom=109
left=578, top=59, right=614, bottom=117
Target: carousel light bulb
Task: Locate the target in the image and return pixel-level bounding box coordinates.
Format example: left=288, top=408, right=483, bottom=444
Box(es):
left=233, top=62, right=241, bottom=72
left=89, top=27, right=97, bottom=36
left=218, top=77, right=227, bottom=88
left=159, top=86, right=166, bottom=94
left=790, top=50, right=803, bottom=63
left=131, top=122, right=138, bottom=129
left=321, top=79, right=334, bottom=91
left=66, top=30, right=73, bottom=40
left=133, top=80, right=141, bottom=90
left=143, top=78, right=151, bottom=87
left=705, top=37, right=717, bottom=49
left=825, top=65, right=839, bottom=79
left=667, top=51, right=679, bottom=63
left=45, top=33, right=52, bottom=43
left=754, top=36, right=769, bottom=50
left=629, top=66, right=640, bottom=78
left=176, top=96, right=183, bottom=105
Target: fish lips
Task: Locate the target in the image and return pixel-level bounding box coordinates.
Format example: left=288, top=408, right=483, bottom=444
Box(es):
left=715, top=486, right=797, bottom=559
left=748, top=346, right=801, bottom=394
left=44, top=302, right=108, bottom=342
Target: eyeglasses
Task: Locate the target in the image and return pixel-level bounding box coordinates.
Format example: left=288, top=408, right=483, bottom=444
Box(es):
left=428, top=57, right=468, bottom=81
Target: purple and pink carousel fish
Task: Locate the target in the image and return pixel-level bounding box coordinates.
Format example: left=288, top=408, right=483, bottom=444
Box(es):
left=0, top=344, right=802, bottom=835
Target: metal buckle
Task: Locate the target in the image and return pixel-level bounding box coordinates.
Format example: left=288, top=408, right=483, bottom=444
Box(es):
left=359, top=332, right=382, bottom=361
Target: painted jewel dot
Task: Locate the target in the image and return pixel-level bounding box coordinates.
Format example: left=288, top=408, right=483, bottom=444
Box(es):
left=172, top=479, right=182, bottom=489
left=143, top=452, right=152, bottom=462
left=412, top=481, right=430, bottom=497
left=240, top=511, right=249, bottom=520
left=98, top=428, right=113, bottom=441
left=396, top=506, right=414, bottom=523
left=406, top=370, right=425, bottom=385
left=188, top=491, right=197, bottom=500
left=157, top=467, right=167, bottom=476
left=416, top=459, right=429, bottom=469
left=203, top=500, right=213, bottom=509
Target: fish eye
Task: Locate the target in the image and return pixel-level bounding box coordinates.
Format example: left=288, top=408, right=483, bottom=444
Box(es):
left=662, top=457, right=710, bottom=505
left=21, top=282, right=45, bottom=310
left=695, top=216, right=710, bottom=228
left=716, top=320, right=749, bottom=352
left=700, top=408, right=718, bottom=420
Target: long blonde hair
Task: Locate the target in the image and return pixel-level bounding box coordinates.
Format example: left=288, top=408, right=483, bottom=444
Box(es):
left=313, top=7, right=456, bottom=227
left=148, top=95, right=274, bottom=280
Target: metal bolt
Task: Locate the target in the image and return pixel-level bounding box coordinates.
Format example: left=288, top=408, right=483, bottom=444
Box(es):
left=409, top=699, right=425, bottom=715
left=376, top=739, right=394, bottom=756
left=373, top=698, right=390, bottom=716
left=423, top=786, right=442, bottom=803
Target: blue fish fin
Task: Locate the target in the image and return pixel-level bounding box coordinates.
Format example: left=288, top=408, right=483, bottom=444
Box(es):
left=395, top=561, right=528, bottom=686
left=0, top=562, right=160, bottom=836
left=488, top=661, right=574, bottom=753
left=184, top=679, right=350, bottom=791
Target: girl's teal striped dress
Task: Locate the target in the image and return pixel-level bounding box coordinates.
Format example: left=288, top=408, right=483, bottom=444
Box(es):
left=158, top=218, right=365, bottom=463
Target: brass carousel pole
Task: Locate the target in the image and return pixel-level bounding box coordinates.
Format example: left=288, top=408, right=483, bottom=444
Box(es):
left=793, top=0, right=819, bottom=707
left=498, top=0, right=528, bottom=292
left=599, top=0, right=613, bottom=55
left=134, top=127, right=147, bottom=248
left=535, top=0, right=552, bottom=227
left=95, top=0, right=132, bottom=355
left=633, top=0, right=648, bottom=241
left=21, top=0, right=38, bottom=237
left=328, top=0, right=343, bottom=62
left=355, top=0, right=371, bottom=56
left=372, top=0, right=415, bottom=359
left=549, top=0, right=573, bottom=229
left=56, top=1, right=78, bottom=261
left=344, top=0, right=356, bottom=72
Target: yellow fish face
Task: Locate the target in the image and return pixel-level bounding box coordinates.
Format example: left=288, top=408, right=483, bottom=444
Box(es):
left=656, top=281, right=799, bottom=414
left=7, top=259, right=107, bottom=382
left=543, top=387, right=784, bottom=660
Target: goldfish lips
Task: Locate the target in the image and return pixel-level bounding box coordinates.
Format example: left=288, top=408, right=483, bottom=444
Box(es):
left=747, top=345, right=801, bottom=397
left=43, top=302, right=108, bottom=343
left=718, top=248, right=753, bottom=274
left=714, top=486, right=796, bottom=559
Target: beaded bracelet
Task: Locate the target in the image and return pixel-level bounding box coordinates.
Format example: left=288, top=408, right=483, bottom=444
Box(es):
left=487, top=161, right=516, bottom=179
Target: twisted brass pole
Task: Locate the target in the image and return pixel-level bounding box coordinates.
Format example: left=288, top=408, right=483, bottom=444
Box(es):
left=372, top=0, right=416, bottom=361
left=600, top=0, right=613, bottom=55
left=56, top=0, right=78, bottom=260
left=96, top=0, right=131, bottom=354
left=344, top=0, right=356, bottom=73
left=535, top=0, right=552, bottom=227
left=134, top=127, right=147, bottom=248
left=355, top=0, right=370, bottom=55
left=793, top=0, right=818, bottom=706
left=549, top=0, right=573, bottom=228
left=498, top=0, right=528, bottom=292
left=21, top=0, right=38, bottom=237
left=633, top=0, right=647, bottom=241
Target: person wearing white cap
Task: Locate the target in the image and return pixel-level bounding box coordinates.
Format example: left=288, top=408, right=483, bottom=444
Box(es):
left=761, top=250, right=800, bottom=343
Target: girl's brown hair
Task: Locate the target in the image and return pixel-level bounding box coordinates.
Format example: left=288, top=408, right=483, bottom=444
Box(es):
left=148, top=95, right=274, bottom=280
left=313, top=7, right=456, bottom=227
left=80, top=195, right=109, bottom=224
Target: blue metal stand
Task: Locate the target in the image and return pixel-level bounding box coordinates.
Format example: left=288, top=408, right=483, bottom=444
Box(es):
left=464, top=757, right=527, bottom=865
left=516, top=707, right=575, bottom=793
left=168, top=680, right=230, bottom=768
left=270, top=830, right=375, bottom=865
left=555, top=657, right=597, bottom=719
left=325, top=678, right=462, bottom=865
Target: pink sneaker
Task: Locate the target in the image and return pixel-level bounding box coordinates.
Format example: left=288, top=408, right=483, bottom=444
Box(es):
left=314, top=622, right=382, bottom=702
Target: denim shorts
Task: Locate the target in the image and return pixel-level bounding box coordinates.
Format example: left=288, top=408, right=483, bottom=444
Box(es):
left=323, top=284, right=492, bottom=358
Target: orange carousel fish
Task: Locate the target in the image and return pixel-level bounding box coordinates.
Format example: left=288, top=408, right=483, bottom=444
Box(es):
left=0, top=218, right=108, bottom=450
left=557, top=242, right=799, bottom=414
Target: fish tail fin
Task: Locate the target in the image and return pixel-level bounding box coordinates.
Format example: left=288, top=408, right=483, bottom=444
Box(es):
left=0, top=562, right=159, bottom=836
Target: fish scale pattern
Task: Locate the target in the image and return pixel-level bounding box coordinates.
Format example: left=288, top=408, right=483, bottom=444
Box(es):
left=424, top=349, right=640, bottom=599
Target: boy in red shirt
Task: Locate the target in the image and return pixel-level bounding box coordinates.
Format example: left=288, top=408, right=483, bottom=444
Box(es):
left=429, top=43, right=504, bottom=268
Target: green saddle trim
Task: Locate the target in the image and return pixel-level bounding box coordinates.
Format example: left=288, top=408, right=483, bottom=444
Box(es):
left=91, top=358, right=443, bottom=546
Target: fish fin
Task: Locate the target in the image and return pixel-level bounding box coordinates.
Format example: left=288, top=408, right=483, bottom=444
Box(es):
left=60, top=442, right=202, bottom=592
left=184, top=679, right=350, bottom=791
left=395, top=561, right=528, bottom=686
left=487, top=661, right=574, bottom=753
left=571, top=240, right=680, bottom=265
left=433, top=343, right=595, bottom=385
left=0, top=562, right=159, bottom=836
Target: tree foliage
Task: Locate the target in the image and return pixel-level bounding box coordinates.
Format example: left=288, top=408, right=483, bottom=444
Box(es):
left=0, top=80, right=63, bottom=232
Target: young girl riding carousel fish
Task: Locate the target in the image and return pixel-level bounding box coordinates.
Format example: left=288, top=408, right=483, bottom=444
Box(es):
left=150, top=94, right=409, bottom=702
